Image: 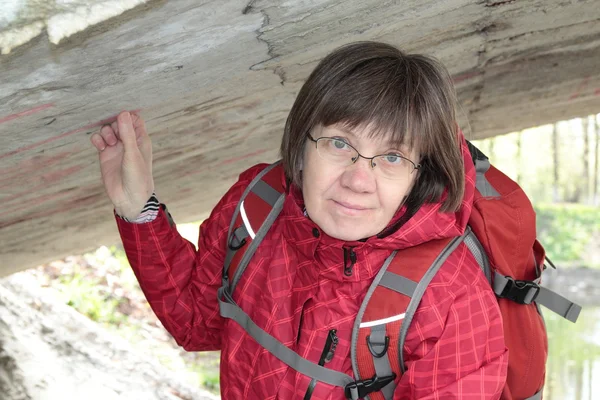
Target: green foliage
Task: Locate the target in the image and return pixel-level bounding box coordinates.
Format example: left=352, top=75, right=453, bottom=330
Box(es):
left=535, top=203, right=600, bottom=266
left=58, top=273, right=125, bottom=324
left=190, top=364, right=220, bottom=391
left=54, top=246, right=135, bottom=325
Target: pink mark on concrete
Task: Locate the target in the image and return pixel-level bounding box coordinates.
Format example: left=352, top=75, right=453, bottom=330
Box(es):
left=569, top=76, right=590, bottom=100
left=0, top=151, right=72, bottom=186
left=452, top=70, right=482, bottom=84
left=0, top=109, right=142, bottom=161
left=222, top=149, right=269, bottom=166
left=0, top=103, right=54, bottom=125
left=595, top=88, right=600, bottom=96
left=181, top=149, right=268, bottom=178
left=0, top=205, right=66, bottom=229
left=3, top=165, right=84, bottom=203
left=0, top=189, right=74, bottom=218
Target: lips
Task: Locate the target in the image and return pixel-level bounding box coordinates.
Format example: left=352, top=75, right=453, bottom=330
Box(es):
left=333, top=200, right=369, bottom=211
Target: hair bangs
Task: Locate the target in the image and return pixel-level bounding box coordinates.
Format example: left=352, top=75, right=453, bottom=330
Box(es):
left=313, top=58, right=425, bottom=154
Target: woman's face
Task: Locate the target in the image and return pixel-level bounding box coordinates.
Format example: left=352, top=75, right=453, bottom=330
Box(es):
left=302, top=124, right=420, bottom=241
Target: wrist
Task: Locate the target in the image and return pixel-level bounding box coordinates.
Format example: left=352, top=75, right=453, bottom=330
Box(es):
left=117, top=192, right=159, bottom=223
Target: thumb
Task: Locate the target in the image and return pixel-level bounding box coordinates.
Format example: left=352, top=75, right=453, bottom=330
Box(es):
left=117, top=111, right=138, bottom=150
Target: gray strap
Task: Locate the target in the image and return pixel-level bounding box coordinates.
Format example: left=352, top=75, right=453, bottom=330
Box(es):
left=252, top=179, right=282, bottom=207
left=493, top=272, right=581, bottom=323
left=524, top=388, right=543, bottom=400
left=379, top=272, right=417, bottom=297
left=536, top=286, right=581, bottom=323
left=351, top=251, right=398, bottom=380
left=218, top=288, right=354, bottom=387
left=474, top=158, right=500, bottom=198
left=368, top=325, right=396, bottom=400
left=223, top=161, right=282, bottom=278
left=398, top=232, right=469, bottom=373
left=231, top=194, right=285, bottom=292
left=463, top=231, right=492, bottom=284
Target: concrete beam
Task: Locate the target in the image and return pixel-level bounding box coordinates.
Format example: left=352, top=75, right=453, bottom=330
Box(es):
left=1, top=0, right=599, bottom=276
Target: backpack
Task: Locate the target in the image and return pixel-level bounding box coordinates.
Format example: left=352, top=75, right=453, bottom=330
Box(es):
left=216, top=142, right=581, bottom=400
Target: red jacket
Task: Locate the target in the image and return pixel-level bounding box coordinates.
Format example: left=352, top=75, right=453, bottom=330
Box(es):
left=116, top=141, right=508, bottom=399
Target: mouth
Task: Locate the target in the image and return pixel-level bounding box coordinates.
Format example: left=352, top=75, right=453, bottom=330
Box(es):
left=332, top=200, right=369, bottom=211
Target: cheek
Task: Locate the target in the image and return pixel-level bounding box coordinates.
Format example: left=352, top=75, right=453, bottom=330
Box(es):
left=302, top=158, right=343, bottom=205
left=378, top=181, right=412, bottom=214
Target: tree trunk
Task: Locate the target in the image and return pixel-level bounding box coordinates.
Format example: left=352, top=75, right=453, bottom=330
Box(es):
left=552, top=123, right=560, bottom=203
left=595, top=116, right=599, bottom=205
left=583, top=117, right=590, bottom=203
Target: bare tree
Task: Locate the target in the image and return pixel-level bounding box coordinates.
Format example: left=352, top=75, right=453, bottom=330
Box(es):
left=595, top=115, right=599, bottom=205
left=583, top=117, right=590, bottom=203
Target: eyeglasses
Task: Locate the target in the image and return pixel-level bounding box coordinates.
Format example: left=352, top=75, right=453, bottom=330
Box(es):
left=308, top=136, right=420, bottom=180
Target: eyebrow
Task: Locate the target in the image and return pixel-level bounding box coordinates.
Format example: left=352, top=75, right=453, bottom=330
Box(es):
left=332, top=125, right=408, bottom=152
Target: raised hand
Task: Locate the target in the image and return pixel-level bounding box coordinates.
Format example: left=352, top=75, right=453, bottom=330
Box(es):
left=90, top=111, right=154, bottom=220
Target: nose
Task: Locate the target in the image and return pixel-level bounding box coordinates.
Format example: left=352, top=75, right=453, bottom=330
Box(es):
left=340, top=157, right=376, bottom=193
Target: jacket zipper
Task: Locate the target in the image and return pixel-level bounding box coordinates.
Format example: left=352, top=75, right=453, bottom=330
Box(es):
left=303, top=329, right=338, bottom=400
left=343, top=247, right=357, bottom=276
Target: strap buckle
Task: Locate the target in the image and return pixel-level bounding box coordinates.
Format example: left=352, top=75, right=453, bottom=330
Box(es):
left=344, top=374, right=396, bottom=400
left=228, top=225, right=247, bottom=250
left=499, top=277, right=540, bottom=304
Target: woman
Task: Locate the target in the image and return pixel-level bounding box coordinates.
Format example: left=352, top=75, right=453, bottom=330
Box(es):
left=91, top=42, right=508, bottom=399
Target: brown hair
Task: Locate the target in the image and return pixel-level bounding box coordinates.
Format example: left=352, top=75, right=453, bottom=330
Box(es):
left=280, top=41, right=464, bottom=215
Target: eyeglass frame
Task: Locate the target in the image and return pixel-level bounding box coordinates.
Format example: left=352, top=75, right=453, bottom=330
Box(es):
left=307, top=135, right=421, bottom=174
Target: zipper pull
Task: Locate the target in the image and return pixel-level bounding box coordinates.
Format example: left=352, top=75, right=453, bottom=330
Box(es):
left=320, top=329, right=338, bottom=365
left=304, top=329, right=339, bottom=399
left=324, top=329, right=338, bottom=363
left=344, top=247, right=357, bottom=276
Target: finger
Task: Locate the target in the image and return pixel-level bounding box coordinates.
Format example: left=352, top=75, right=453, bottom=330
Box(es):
left=99, top=125, right=118, bottom=146
left=111, top=120, right=119, bottom=136
left=117, top=111, right=137, bottom=149
left=90, top=132, right=107, bottom=151
left=130, top=112, right=145, bottom=130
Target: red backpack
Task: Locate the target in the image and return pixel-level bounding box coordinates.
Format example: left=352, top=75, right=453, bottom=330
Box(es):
left=217, top=142, right=581, bottom=400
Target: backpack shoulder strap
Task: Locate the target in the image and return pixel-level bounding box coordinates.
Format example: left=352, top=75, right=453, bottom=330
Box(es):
left=222, top=161, right=285, bottom=294
left=350, top=232, right=468, bottom=400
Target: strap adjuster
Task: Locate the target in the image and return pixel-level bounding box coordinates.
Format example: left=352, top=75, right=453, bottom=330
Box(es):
left=228, top=226, right=247, bottom=250
left=499, top=277, right=540, bottom=304
left=344, top=374, right=396, bottom=400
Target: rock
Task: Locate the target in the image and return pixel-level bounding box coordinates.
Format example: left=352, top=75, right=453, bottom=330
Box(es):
left=0, top=273, right=218, bottom=400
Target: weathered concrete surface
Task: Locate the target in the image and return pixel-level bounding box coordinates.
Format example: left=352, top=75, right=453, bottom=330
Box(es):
left=0, top=0, right=599, bottom=276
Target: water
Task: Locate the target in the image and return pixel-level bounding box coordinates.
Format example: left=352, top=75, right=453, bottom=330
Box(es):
left=545, top=307, right=600, bottom=400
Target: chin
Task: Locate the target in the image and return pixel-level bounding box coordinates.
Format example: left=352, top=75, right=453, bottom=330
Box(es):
left=323, top=223, right=375, bottom=241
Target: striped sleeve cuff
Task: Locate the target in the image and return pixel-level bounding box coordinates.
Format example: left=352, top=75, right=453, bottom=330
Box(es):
left=119, top=192, right=160, bottom=223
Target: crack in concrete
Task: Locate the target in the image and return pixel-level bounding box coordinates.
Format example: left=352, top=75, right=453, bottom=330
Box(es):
left=245, top=5, right=288, bottom=86
left=242, top=0, right=258, bottom=15
left=485, top=0, right=517, bottom=7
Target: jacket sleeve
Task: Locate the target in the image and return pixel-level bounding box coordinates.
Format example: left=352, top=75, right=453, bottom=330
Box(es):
left=115, top=164, right=269, bottom=351
left=393, top=282, right=509, bottom=399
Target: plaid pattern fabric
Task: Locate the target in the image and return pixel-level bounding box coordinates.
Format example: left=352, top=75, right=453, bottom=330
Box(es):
left=116, top=141, right=508, bottom=399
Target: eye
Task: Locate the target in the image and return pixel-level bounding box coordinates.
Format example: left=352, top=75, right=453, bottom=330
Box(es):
left=331, top=138, right=350, bottom=150
left=382, top=154, right=403, bottom=164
